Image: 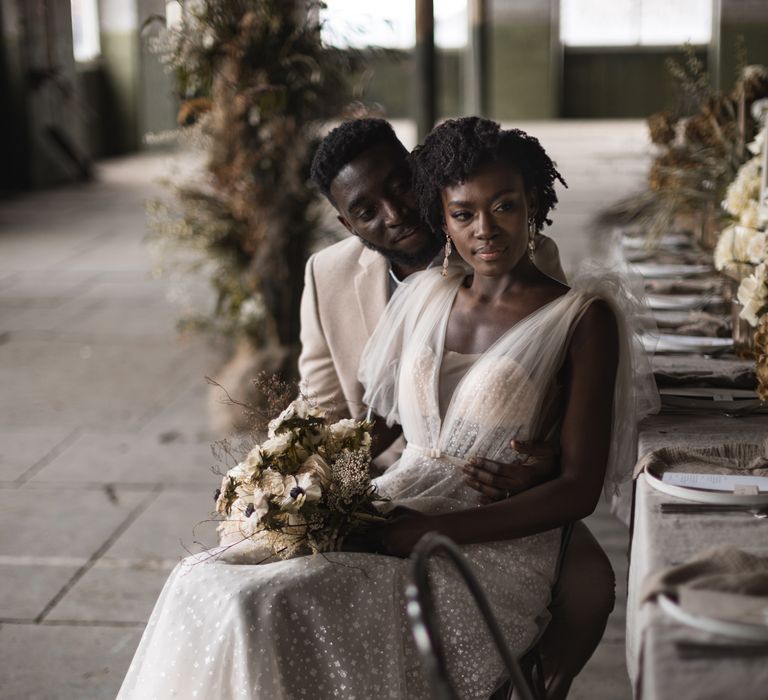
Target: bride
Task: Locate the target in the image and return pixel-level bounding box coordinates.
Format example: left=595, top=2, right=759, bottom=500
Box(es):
left=117, top=117, right=656, bottom=700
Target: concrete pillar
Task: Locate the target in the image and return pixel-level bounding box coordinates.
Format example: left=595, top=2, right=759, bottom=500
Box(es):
left=415, top=0, right=436, bottom=141
left=465, top=0, right=489, bottom=116
left=137, top=0, right=178, bottom=145
left=98, top=0, right=140, bottom=153
left=489, top=0, right=559, bottom=120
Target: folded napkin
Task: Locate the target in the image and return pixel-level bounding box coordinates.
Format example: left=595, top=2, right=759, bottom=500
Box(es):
left=641, top=547, right=768, bottom=626
left=653, top=354, right=757, bottom=389
left=628, top=250, right=714, bottom=266
left=634, top=441, right=768, bottom=480
left=644, top=278, right=723, bottom=295
left=652, top=311, right=730, bottom=337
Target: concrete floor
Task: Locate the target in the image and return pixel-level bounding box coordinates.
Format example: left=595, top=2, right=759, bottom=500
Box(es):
left=0, top=120, right=650, bottom=699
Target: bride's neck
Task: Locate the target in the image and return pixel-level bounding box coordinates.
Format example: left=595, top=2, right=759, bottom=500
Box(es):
left=465, top=259, right=544, bottom=304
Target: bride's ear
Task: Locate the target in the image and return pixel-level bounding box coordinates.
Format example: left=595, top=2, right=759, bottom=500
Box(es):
left=526, top=189, right=538, bottom=221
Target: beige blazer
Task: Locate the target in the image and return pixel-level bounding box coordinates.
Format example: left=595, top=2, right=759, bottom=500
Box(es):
left=298, top=233, right=565, bottom=420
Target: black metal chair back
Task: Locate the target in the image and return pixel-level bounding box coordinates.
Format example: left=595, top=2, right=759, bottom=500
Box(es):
left=405, top=532, right=537, bottom=700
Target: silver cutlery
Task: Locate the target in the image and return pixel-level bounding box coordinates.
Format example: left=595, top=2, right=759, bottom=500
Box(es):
left=661, top=503, right=768, bottom=518
left=676, top=640, right=768, bottom=659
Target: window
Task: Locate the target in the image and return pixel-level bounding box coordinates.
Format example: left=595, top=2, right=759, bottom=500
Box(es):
left=560, top=0, right=713, bottom=47
left=321, top=0, right=467, bottom=49
left=71, top=0, right=101, bottom=62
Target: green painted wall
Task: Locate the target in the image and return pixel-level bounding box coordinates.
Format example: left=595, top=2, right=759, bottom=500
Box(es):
left=0, top=35, right=28, bottom=190
left=562, top=47, right=709, bottom=119
left=352, top=49, right=463, bottom=121
left=718, top=23, right=768, bottom=92
left=491, top=21, right=557, bottom=120
left=99, top=31, right=140, bottom=154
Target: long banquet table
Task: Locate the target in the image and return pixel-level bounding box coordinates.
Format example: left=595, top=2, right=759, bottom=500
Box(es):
left=626, top=411, right=768, bottom=699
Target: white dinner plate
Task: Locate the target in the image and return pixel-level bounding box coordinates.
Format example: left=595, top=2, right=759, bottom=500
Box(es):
left=622, top=234, right=692, bottom=250
left=642, top=333, right=734, bottom=354
left=646, top=470, right=768, bottom=505
left=659, top=594, right=768, bottom=641
left=659, top=387, right=758, bottom=400
left=647, top=294, right=708, bottom=311
left=631, top=263, right=712, bottom=278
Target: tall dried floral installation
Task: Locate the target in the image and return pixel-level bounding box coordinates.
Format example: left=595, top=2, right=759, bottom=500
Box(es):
left=145, top=1, right=367, bottom=374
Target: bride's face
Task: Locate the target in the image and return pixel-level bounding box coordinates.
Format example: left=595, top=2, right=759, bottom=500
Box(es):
left=441, top=163, right=536, bottom=276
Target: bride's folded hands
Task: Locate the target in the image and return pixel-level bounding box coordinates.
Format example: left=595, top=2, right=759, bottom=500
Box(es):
left=461, top=438, right=559, bottom=503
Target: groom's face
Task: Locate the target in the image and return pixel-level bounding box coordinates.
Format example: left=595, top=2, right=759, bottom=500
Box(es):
left=329, top=141, right=438, bottom=268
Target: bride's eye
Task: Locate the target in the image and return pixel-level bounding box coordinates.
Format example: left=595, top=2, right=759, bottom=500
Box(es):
left=494, top=200, right=516, bottom=213
left=450, top=210, right=472, bottom=222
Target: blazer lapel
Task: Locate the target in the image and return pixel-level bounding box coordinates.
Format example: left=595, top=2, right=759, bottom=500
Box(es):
left=354, top=246, right=390, bottom=338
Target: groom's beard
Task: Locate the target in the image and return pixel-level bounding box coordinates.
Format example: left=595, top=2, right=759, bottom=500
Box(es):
left=356, top=234, right=442, bottom=271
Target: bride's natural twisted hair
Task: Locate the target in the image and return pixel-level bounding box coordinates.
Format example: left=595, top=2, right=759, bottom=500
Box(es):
left=410, top=117, right=567, bottom=239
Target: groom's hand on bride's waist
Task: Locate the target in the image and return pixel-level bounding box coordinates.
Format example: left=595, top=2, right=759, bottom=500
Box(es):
left=460, top=440, right=559, bottom=504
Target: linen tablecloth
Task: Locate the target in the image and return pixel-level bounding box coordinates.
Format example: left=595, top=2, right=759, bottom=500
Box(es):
left=627, top=417, right=768, bottom=699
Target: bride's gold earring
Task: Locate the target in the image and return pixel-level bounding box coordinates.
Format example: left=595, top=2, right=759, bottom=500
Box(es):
left=442, top=234, right=452, bottom=276
left=527, top=218, right=536, bottom=261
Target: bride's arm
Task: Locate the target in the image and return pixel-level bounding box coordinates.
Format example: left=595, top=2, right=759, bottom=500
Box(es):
left=379, top=300, right=619, bottom=556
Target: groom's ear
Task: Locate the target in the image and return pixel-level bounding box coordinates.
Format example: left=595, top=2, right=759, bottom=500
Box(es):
left=337, top=214, right=354, bottom=235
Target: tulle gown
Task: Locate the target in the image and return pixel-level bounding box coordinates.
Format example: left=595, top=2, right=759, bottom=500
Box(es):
left=117, top=266, right=656, bottom=700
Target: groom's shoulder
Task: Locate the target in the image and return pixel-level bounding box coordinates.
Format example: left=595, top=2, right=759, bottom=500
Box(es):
left=307, top=236, right=366, bottom=274
left=306, top=235, right=371, bottom=280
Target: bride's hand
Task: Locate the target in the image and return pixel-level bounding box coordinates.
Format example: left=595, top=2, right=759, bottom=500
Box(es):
left=461, top=439, right=558, bottom=504
left=375, top=511, right=432, bottom=558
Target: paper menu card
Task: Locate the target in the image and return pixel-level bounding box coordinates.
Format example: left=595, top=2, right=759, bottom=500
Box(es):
left=662, top=472, right=768, bottom=493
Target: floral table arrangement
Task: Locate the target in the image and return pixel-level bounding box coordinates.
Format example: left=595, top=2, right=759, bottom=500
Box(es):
left=714, top=96, right=768, bottom=377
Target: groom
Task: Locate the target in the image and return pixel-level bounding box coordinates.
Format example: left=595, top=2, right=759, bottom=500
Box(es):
left=300, top=118, right=614, bottom=696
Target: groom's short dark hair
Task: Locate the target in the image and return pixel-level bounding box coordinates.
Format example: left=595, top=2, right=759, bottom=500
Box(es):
left=310, top=118, right=404, bottom=204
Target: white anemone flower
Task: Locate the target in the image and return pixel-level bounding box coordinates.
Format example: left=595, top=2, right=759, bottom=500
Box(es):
left=280, top=472, right=322, bottom=512
left=236, top=489, right=270, bottom=535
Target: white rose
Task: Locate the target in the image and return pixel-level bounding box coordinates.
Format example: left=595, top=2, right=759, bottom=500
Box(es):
left=724, top=157, right=762, bottom=217
left=747, top=128, right=765, bottom=156
left=714, top=226, right=736, bottom=270
left=329, top=418, right=359, bottom=440
left=746, top=231, right=768, bottom=264
left=737, top=275, right=759, bottom=306
left=267, top=399, right=325, bottom=437
left=301, top=454, right=332, bottom=488
left=245, top=446, right=262, bottom=469
left=751, top=98, right=768, bottom=122
left=740, top=201, right=761, bottom=229
left=239, top=298, right=266, bottom=325
left=202, top=29, right=216, bottom=49
left=259, top=468, right=287, bottom=497
left=227, top=462, right=252, bottom=482
left=267, top=404, right=296, bottom=437
left=261, top=431, right=294, bottom=457
left=735, top=226, right=760, bottom=260
left=739, top=298, right=762, bottom=327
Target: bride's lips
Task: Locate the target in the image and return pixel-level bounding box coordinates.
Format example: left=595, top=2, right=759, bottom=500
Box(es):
left=475, top=246, right=507, bottom=261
